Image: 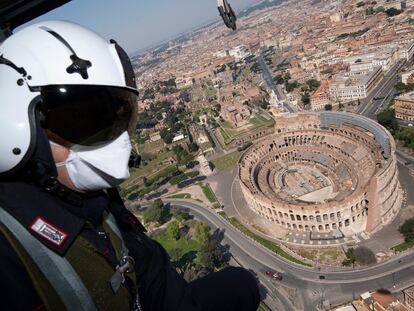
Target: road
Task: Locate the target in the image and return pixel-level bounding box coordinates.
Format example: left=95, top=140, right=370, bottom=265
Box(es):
left=257, top=54, right=296, bottom=113
left=354, top=60, right=414, bottom=168
left=396, top=149, right=414, bottom=166
left=164, top=199, right=414, bottom=310
left=358, top=60, right=405, bottom=118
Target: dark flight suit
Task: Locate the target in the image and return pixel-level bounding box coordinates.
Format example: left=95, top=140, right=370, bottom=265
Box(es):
left=0, top=181, right=260, bottom=311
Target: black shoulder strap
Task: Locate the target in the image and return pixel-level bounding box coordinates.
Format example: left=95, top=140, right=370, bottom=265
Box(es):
left=0, top=207, right=96, bottom=311
left=107, top=188, right=147, bottom=233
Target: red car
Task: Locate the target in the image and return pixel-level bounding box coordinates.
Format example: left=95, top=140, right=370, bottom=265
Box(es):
left=265, top=271, right=283, bottom=281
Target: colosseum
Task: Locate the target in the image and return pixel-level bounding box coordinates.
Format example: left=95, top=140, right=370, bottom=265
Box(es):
left=238, top=112, right=403, bottom=236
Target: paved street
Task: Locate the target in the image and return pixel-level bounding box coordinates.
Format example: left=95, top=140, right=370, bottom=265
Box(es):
left=357, top=60, right=405, bottom=117
left=165, top=199, right=414, bottom=310
left=257, top=54, right=296, bottom=113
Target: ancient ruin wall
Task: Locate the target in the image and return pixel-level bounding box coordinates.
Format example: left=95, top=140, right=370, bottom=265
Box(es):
left=238, top=112, right=402, bottom=236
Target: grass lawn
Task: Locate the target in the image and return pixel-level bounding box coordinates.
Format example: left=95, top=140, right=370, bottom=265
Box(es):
left=199, top=183, right=219, bottom=204
left=137, top=139, right=165, bottom=153
left=392, top=240, right=414, bottom=252
left=293, top=247, right=345, bottom=265
left=219, top=127, right=232, bottom=142
left=212, top=203, right=221, bottom=209
left=212, top=151, right=242, bottom=171
left=220, top=120, right=234, bottom=129
left=218, top=213, right=311, bottom=267
left=249, top=114, right=274, bottom=128
left=166, top=193, right=192, bottom=199
left=152, top=231, right=200, bottom=255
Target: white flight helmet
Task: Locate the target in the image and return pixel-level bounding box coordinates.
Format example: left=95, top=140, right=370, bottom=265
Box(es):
left=0, top=20, right=138, bottom=176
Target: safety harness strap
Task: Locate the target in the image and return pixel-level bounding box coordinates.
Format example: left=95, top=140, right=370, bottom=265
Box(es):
left=0, top=207, right=97, bottom=311
left=104, top=212, right=128, bottom=256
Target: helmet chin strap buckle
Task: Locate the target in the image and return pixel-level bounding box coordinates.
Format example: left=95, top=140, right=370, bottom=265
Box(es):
left=44, top=176, right=58, bottom=192
left=43, top=176, right=83, bottom=206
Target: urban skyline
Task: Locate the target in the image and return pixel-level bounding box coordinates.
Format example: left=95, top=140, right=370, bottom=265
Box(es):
left=128, top=0, right=414, bottom=309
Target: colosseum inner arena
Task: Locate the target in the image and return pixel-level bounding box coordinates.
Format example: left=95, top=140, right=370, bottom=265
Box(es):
left=238, top=112, right=403, bottom=236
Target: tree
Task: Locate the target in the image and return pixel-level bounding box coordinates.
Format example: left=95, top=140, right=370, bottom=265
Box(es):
left=173, top=145, right=189, bottom=161
left=163, top=132, right=174, bottom=144
left=399, top=218, right=414, bottom=242
left=395, top=82, right=407, bottom=92
left=143, top=176, right=150, bottom=187
left=169, top=173, right=187, bottom=185
left=188, top=142, right=199, bottom=153
left=366, top=7, right=374, bottom=15
left=142, top=205, right=163, bottom=224
left=167, top=221, right=180, bottom=240
left=285, top=81, right=298, bottom=93
left=386, top=8, right=401, bottom=17
left=377, top=109, right=399, bottom=132
left=172, top=209, right=190, bottom=223
left=301, top=92, right=310, bottom=105
left=183, top=264, right=209, bottom=282
left=306, top=79, right=321, bottom=92
left=127, top=192, right=140, bottom=201
left=152, top=198, right=163, bottom=209
left=324, top=104, right=333, bottom=111
left=274, top=75, right=284, bottom=85
left=260, top=100, right=270, bottom=110
left=194, top=222, right=211, bottom=244
left=142, top=199, right=169, bottom=224
left=342, top=248, right=355, bottom=266
left=169, top=247, right=184, bottom=263
left=198, top=239, right=224, bottom=271
left=354, top=246, right=377, bottom=265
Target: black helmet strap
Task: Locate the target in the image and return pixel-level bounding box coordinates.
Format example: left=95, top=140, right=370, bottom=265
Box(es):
left=27, top=108, right=83, bottom=206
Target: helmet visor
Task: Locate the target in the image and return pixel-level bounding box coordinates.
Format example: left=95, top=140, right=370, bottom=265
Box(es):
left=40, top=85, right=138, bottom=146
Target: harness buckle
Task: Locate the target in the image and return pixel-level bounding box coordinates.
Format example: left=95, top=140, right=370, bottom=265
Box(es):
left=110, top=255, right=135, bottom=293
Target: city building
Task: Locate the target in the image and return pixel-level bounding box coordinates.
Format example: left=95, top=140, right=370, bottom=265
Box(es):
left=310, top=80, right=333, bottom=111
left=149, top=131, right=161, bottom=142
left=222, top=105, right=251, bottom=127
left=228, top=45, right=250, bottom=60
left=330, top=67, right=383, bottom=102
left=402, top=70, right=414, bottom=84
left=175, top=76, right=193, bottom=89
left=403, top=286, right=414, bottom=310
left=395, top=92, right=414, bottom=121
left=239, top=112, right=402, bottom=236
left=197, top=154, right=214, bottom=176
left=399, top=42, right=414, bottom=61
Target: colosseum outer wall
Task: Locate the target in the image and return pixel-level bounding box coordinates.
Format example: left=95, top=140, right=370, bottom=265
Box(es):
left=238, top=112, right=402, bottom=236
left=366, top=136, right=402, bottom=234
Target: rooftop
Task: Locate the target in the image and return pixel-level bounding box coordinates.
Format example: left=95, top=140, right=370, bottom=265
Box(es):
left=396, top=91, right=414, bottom=101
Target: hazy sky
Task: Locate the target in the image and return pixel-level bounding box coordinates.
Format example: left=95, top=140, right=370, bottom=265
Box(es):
left=23, top=0, right=258, bottom=54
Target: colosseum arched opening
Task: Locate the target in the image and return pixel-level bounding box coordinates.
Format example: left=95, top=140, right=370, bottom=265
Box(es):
left=238, top=112, right=403, bottom=237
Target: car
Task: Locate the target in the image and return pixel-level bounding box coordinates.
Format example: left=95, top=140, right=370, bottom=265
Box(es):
left=265, top=270, right=283, bottom=281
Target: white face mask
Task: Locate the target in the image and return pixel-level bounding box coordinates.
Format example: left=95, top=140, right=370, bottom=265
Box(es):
left=53, top=132, right=132, bottom=191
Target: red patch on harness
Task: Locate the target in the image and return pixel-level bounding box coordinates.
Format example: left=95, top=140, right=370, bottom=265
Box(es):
left=30, top=217, right=68, bottom=247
